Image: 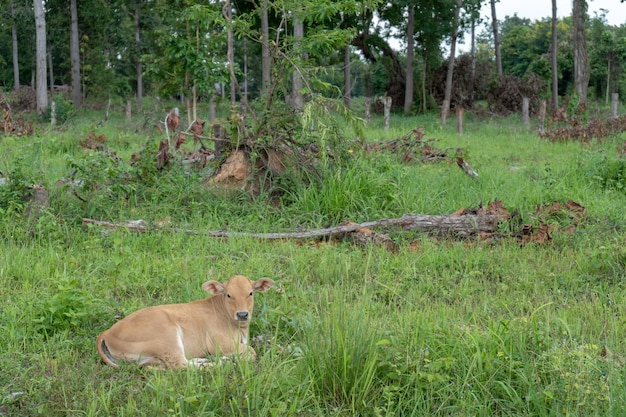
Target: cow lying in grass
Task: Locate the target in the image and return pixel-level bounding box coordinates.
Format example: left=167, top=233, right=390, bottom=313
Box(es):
left=96, top=275, right=274, bottom=368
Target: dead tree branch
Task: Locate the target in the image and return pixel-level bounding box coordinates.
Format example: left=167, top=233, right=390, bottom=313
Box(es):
left=82, top=214, right=499, bottom=239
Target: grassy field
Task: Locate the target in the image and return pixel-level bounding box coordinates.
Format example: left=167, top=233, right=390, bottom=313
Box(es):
left=1, top=101, right=625, bottom=416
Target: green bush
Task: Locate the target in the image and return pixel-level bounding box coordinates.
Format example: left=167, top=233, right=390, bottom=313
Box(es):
left=33, top=278, right=102, bottom=335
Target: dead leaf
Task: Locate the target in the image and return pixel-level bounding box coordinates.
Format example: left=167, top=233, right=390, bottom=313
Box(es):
left=451, top=207, right=466, bottom=216
left=156, top=140, right=170, bottom=170
left=167, top=108, right=180, bottom=131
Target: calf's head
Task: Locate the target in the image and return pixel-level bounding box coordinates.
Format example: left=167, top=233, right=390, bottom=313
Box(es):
left=202, top=275, right=274, bottom=326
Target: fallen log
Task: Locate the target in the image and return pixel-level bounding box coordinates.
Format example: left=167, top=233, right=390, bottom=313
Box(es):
left=82, top=214, right=499, bottom=239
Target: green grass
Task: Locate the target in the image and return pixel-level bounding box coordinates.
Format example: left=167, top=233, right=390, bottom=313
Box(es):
left=1, top=105, right=626, bottom=415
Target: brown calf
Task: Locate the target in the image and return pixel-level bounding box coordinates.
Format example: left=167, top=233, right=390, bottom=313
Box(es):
left=96, top=275, right=274, bottom=368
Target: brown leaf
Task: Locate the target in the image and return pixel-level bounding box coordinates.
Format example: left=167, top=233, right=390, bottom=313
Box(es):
left=408, top=241, right=420, bottom=252
left=166, top=108, right=180, bottom=131
left=485, top=199, right=510, bottom=221
left=528, top=223, right=554, bottom=244
left=174, top=133, right=186, bottom=150
left=451, top=207, right=466, bottom=216
left=156, top=140, right=170, bottom=170
left=564, top=200, right=586, bottom=223
left=478, top=231, right=493, bottom=244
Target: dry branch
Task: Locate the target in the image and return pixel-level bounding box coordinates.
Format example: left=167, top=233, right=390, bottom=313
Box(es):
left=82, top=213, right=499, bottom=239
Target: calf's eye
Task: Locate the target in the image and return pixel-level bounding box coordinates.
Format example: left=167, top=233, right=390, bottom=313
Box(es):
left=249, top=291, right=254, bottom=296
left=227, top=293, right=231, bottom=298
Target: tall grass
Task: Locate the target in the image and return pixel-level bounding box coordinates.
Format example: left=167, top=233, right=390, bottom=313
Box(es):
left=0, top=109, right=625, bottom=415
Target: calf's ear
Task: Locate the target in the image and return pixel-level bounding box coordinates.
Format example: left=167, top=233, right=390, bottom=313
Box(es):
left=202, top=280, right=226, bottom=295
left=253, top=278, right=274, bottom=293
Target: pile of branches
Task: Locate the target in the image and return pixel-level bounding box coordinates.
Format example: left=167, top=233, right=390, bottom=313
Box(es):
left=431, top=55, right=493, bottom=109
left=364, top=128, right=459, bottom=163
left=9, top=86, right=37, bottom=111
left=458, top=199, right=586, bottom=245
left=364, top=128, right=478, bottom=178
left=0, top=91, right=34, bottom=136
left=485, top=73, right=546, bottom=116
left=540, top=110, right=626, bottom=142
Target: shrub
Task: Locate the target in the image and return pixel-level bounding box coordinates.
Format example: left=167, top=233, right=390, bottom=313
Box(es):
left=33, top=278, right=101, bottom=335
left=0, top=158, right=39, bottom=215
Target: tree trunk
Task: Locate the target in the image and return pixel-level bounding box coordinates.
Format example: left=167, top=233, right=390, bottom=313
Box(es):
left=260, top=0, right=271, bottom=95
left=551, top=0, right=558, bottom=109
left=442, top=0, right=462, bottom=125
left=34, top=0, right=48, bottom=114
left=470, top=17, right=476, bottom=94
left=611, top=93, right=619, bottom=118
left=226, top=0, right=235, bottom=105
left=490, top=0, right=502, bottom=76
left=343, top=44, right=351, bottom=109
left=404, top=6, right=415, bottom=114
left=573, top=0, right=589, bottom=103
left=134, top=1, right=143, bottom=111
left=48, top=50, right=54, bottom=90
left=70, top=0, right=81, bottom=108
left=292, top=15, right=304, bottom=112
left=605, top=57, right=610, bottom=106
left=11, top=1, right=19, bottom=90
left=82, top=213, right=500, bottom=239
left=421, top=55, right=427, bottom=113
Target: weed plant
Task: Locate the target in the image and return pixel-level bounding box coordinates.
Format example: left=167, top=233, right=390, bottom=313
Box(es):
left=0, top=107, right=625, bottom=416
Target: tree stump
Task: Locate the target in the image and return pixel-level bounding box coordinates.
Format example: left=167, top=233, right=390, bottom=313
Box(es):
left=456, top=106, right=464, bottom=135
left=522, top=97, right=529, bottom=126
left=383, top=96, right=392, bottom=132
left=611, top=93, right=619, bottom=118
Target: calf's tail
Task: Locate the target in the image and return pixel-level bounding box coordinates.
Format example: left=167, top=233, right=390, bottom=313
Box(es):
left=96, top=333, right=119, bottom=367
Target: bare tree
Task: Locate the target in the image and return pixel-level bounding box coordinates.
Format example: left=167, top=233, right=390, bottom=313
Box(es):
left=34, top=0, right=48, bottom=114
left=260, top=0, right=271, bottom=95
left=70, top=0, right=81, bottom=108
left=490, top=0, right=502, bottom=76
left=551, top=0, right=558, bottom=109
left=442, top=0, right=462, bottom=125
left=573, top=0, right=589, bottom=102
left=404, top=6, right=415, bottom=114
left=11, top=1, right=20, bottom=90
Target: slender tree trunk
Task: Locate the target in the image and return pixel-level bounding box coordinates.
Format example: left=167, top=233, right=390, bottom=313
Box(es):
left=421, top=55, right=427, bottom=113
left=34, top=0, right=48, bottom=114
left=292, top=15, right=304, bottom=112
left=134, top=1, right=143, bottom=111
left=442, top=0, right=462, bottom=125
left=243, top=39, right=248, bottom=103
left=70, top=0, right=81, bottom=108
left=11, top=1, right=20, bottom=90
left=48, top=50, right=53, bottom=89
left=260, top=0, right=271, bottom=95
left=404, top=6, right=415, bottom=114
left=226, top=0, right=235, bottom=105
left=551, top=0, right=558, bottom=109
left=470, top=17, right=476, bottom=80
left=490, top=0, right=502, bottom=76
left=606, top=60, right=611, bottom=106
left=343, top=44, right=351, bottom=108
left=573, top=0, right=589, bottom=103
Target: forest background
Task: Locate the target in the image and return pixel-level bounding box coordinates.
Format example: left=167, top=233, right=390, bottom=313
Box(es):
left=2, top=0, right=626, bottom=117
